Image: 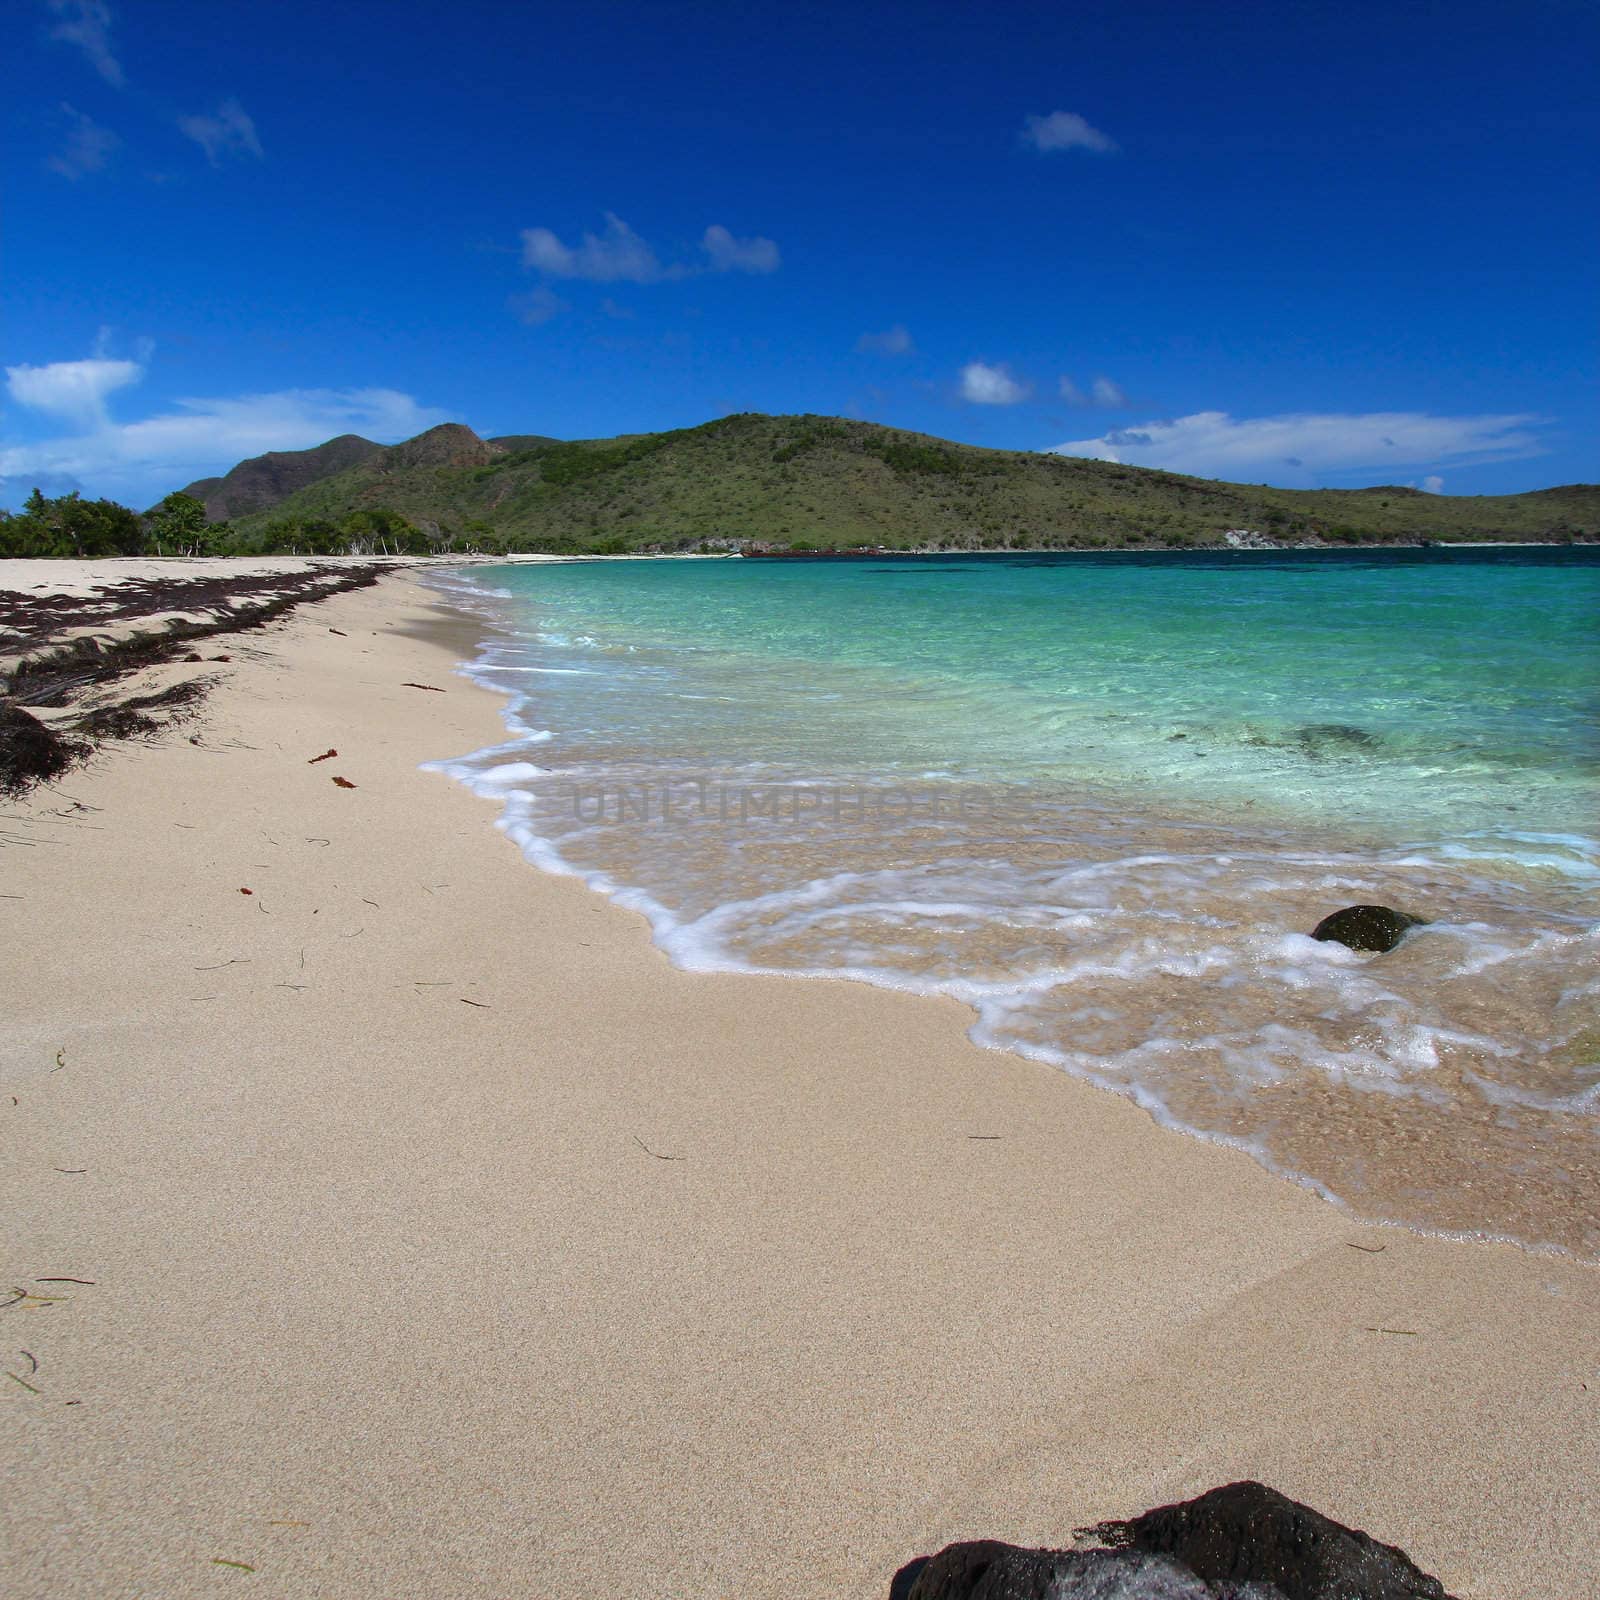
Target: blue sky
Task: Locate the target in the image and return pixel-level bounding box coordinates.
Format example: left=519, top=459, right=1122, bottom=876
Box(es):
left=5, top=0, right=1597, bottom=509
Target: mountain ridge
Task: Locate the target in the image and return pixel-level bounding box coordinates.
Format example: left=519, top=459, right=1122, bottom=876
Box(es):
left=197, top=413, right=1598, bottom=553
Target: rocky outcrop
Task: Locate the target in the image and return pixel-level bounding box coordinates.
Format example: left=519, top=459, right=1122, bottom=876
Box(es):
left=1311, top=905, right=1426, bottom=953
left=383, top=423, right=502, bottom=469
left=897, top=1481, right=1457, bottom=1600
left=1219, top=529, right=1328, bottom=551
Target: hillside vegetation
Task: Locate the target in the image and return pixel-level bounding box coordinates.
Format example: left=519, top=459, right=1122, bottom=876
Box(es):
left=5, top=415, right=1596, bottom=560
left=183, top=433, right=387, bottom=521
left=228, top=415, right=1599, bottom=554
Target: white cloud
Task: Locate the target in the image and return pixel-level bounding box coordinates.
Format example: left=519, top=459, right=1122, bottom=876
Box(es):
left=47, top=102, right=118, bottom=180
left=701, top=224, right=780, bottom=274
left=47, top=0, right=123, bottom=87
left=521, top=213, right=667, bottom=283
left=857, top=324, right=915, bottom=356
left=520, top=213, right=781, bottom=284
left=1022, top=110, right=1116, bottom=154
left=178, top=98, right=263, bottom=166
left=1422, top=474, right=1445, bottom=494
left=2, top=358, right=453, bottom=505
left=510, top=285, right=569, bottom=326
left=960, top=361, right=1031, bottom=405
left=111, top=388, right=448, bottom=465
left=7, top=357, right=141, bottom=427
left=1046, top=410, right=1544, bottom=483
left=1060, top=374, right=1129, bottom=407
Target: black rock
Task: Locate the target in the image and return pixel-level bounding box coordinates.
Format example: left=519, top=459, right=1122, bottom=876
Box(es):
left=895, top=1482, right=1457, bottom=1600
left=1310, top=904, right=1425, bottom=953
left=1085, top=1481, right=1456, bottom=1600
left=899, top=1541, right=1282, bottom=1597
left=1294, top=723, right=1380, bottom=758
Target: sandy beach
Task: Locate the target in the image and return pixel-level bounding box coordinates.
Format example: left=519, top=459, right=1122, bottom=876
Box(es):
left=3, top=564, right=1596, bottom=1598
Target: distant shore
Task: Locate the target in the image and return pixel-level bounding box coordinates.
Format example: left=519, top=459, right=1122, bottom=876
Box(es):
left=3, top=560, right=1598, bottom=1598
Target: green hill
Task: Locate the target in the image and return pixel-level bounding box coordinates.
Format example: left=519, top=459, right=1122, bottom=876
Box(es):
left=181, top=433, right=387, bottom=521
left=225, top=413, right=1599, bottom=554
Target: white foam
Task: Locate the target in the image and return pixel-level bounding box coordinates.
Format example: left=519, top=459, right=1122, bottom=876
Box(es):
left=475, top=761, right=547, bottom=785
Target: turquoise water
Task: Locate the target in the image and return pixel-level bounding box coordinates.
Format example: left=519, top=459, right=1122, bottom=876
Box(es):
left=431, top=549, right=1600, bottom=1254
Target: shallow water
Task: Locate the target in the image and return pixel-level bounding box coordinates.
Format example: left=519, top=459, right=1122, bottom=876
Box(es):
left=427, top=550, right=1600, bottom=1256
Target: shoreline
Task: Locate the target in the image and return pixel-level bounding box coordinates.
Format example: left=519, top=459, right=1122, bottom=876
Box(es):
left=4, top=565, right=1598, bottom=1597
left=428, top=560, right=1600, bottom=1261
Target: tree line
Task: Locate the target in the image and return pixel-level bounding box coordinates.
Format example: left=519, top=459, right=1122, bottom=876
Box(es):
left=0, top=489, right=495, bottom=559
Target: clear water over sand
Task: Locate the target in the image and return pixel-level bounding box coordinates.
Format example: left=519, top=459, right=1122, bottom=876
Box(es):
left=430, top=549, right=1600, bottom=1254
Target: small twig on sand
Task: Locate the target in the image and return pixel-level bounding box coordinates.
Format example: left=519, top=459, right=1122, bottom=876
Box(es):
left=1347, top=1242, right=1387, bottom=1253
left=7, top=1371, right=42, bottom=1394
left=35, top=1277, right=95, bottom=1285
left=1364, top=1326, right=1418, bottom=1336
left=632, top=1135, right=685, bottom=1162
left=459, top=997, right=489, bottom=1008
left=401, top=682, right=446, bottom=692
left=195, top=958, right=249, bottom=971
left=329, top=628, right=348, bottom=637
left=54, top=1167, right=87, bottom=1175
left=965, top=1134, right=1003, bottom=1140
left=307, top=749, right=336, bottom=764
left=19, top=1350, right=38, bottom=1374
left=211, top=1559, right=256, bottom=1572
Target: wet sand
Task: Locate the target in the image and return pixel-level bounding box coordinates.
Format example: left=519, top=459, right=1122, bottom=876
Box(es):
left=2, top=563, right=1596, bottom=1598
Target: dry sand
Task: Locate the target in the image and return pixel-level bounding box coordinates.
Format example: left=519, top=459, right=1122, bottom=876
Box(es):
left=2, top=565, right=1596, bottom=1598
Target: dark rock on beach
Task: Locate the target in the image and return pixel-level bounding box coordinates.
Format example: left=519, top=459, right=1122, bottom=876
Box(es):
left=1311, top=904, right=1426, bottom=953
left=896, top=1541, right=1279, bottom=1597
left=897, top=1481, right=1457, bottom=1600
left=1087, top=1481, right=1456, bottom=1599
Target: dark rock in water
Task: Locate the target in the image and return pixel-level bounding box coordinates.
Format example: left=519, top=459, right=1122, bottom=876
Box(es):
left=1085, top=1481, right=1456, bottom=1600
left=1311, top=904, right=1425, bottom=953
left=0, top=703, right=87, bottom=796
left=1294, top=723, right=1380, bottom=758
left=898, top=1481, right=1457, bottom=1600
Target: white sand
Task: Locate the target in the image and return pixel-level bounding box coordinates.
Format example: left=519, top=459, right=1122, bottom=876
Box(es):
left=2, top=568, right=1595, bottom=1598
